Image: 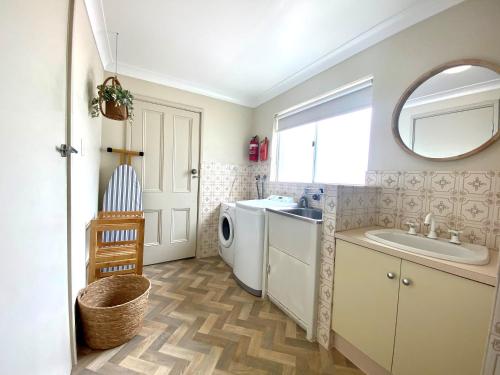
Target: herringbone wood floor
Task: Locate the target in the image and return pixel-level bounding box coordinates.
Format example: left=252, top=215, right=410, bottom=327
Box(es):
left=73, top=257, right=363, bottom=375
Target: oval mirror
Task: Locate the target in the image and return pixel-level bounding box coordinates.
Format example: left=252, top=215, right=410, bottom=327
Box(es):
left=393, top=59, right=500, bottom=160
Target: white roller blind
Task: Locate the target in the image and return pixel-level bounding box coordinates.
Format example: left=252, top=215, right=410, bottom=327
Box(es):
left=276, top=80, right=373, bottom=132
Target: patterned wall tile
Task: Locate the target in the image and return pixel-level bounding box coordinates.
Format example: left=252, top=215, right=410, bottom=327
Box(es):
left=369, top=170, right=499, bottom=246
left=365, top=170, right=379, bottom=186
left=460, top=224, right=489, bottom=246
left=380, top=171, right=402, bottom=190
left=400, top=192, right=425, bottom=215
left=378, top=210, right=397, bottom=228
left=197, top=161, right=251, bottom=258
left=461, top=171, right=494, bottom=196
left=402, top=171, right=427, bottom=193
left=379, top=191, right=398, bottom=210
left=427, top=196, right=455, bottom=218
left=323, top=217, right=336, bottom=238
left=429, top=171, right=459, bottom=195
left=321, top=239, right=335, bottom=260
left=318, top=300, right=332, bottom=325
left=319, top=258, right=334, bottom=283
left=324, top=195, right=337, bottom=216
left=458, top=198, right=493, bottom=224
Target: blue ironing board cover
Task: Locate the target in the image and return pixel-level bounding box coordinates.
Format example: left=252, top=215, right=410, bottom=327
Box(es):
left=102, top=164, right=143, bottom=242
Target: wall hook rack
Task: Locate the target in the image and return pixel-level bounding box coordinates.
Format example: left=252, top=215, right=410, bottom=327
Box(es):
left=104, top=147, right=144, bottom=166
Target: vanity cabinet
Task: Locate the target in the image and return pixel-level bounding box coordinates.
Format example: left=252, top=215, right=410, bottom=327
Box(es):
left=332, top=239, right=494, bottom=375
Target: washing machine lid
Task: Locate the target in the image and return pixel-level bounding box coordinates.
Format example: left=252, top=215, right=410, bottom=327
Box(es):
left=219, top=212, right=234, bottom=247
left=236, top=195, right=296, bottom=211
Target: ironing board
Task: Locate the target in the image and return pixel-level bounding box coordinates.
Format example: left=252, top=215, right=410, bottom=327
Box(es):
left=101, top=164, right=143, bottom=272
left=102, top=164, right=143, bottom=241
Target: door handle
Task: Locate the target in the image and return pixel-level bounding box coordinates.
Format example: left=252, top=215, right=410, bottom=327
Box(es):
left=56, top=144, right=78, bottom=157
left=191, top=168, right=198, bottom=178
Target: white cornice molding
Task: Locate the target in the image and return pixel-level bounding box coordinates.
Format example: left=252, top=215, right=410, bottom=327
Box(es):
left=84, top=0, right=112, bottom=68
left=110, top=62, right=254, bottom=107
left=85, top=0, right=464, bottom=108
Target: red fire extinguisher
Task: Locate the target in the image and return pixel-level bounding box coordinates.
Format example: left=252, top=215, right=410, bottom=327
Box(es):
left=249, top=136, right=259, bottom=162
left=260, top=137, right=269, bottom=161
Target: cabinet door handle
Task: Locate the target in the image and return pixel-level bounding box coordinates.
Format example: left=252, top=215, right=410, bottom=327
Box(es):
left=386, top=272, right=396, bottom=279
left=267, top=264, right=271, bottom=275
left=402, top=278, right=412, bottom=286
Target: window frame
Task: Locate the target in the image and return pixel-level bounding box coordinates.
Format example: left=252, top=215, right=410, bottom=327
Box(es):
left=271, top=97, right=373, bottom=184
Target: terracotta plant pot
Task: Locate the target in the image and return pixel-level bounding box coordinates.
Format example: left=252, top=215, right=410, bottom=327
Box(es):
left=105, top=100, right=128, bottom=121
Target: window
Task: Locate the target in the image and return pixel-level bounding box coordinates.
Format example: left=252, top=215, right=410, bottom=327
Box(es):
left=274, top=80, right=372, bottom=184
left=276, top=123, right=315, bottom=183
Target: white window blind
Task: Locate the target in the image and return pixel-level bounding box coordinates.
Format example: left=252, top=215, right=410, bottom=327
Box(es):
left=273, top=79, right=373, bottom=184
left=276, top=80, right=373, bottom=132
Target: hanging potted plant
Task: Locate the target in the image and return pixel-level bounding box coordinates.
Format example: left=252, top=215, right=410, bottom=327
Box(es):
left=90, top=76, right=134, bottom=121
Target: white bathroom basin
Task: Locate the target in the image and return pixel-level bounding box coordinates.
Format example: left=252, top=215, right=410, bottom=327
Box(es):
left=365, top=229, right=490, bottom=265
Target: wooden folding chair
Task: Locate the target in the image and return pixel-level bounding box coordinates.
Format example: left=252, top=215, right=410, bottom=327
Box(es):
left=88, top=211, right=145, bottom=283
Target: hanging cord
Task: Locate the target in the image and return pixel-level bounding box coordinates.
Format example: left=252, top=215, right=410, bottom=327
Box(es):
left=255, top=175, right=261, bottom=199
left=114, top=32, right=119, bottom=78
left=228, top=166, right=238, bottom=201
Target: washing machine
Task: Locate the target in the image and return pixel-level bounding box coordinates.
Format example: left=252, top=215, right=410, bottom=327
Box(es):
left=218, top=202, right=236, bottom=267
left=233, top=196, right=296, bottom=296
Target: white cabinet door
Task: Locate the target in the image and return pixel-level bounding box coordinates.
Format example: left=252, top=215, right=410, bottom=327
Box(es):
left=268, top=246, right=308, bottom=322
left=332, top=240, right=401, bottom=371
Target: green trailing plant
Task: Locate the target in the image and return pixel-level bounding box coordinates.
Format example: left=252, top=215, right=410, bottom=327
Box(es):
left=90, top=82, right=134, bottom=120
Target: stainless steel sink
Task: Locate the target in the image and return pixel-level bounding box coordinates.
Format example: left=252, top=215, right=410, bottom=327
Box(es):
left=268, top=207, right=323, bottom=223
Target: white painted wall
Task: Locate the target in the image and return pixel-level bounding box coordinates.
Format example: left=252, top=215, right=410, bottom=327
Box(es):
left=0, top=1, right=72, bottom=374
left=69, top=0, right=103, bottom=352
left=99, top=74, right=254, bottom=204
left=253, top=0, right=500, bottom=171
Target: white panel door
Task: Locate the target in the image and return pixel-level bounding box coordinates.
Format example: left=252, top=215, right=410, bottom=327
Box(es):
left=130, top=99, right=200, bottom=264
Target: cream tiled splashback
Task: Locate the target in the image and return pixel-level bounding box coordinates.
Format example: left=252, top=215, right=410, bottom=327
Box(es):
left=197, top=161, right=251, bottom=258
left=366, top=170, right=500, bottom=250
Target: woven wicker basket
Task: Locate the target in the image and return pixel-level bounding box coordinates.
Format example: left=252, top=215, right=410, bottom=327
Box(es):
left=77, top=275, right=151, bottom=349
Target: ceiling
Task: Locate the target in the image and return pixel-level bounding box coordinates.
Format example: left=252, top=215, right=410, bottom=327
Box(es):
left=85, top=0, right=464, bottom=107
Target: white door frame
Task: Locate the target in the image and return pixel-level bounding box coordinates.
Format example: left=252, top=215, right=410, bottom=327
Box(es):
left=66, top=0, right=77, bottom=365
